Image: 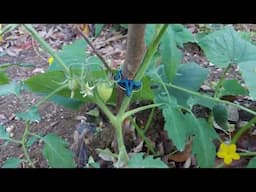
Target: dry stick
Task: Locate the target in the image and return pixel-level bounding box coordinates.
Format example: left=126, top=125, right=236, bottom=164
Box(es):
left=31, top=38, right=48, bottom=62
left=75, top=26, right=112, bottom=72
left=94, top=34, right=127, bottom=46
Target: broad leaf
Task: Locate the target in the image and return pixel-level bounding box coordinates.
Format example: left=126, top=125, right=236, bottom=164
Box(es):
left=0, top=125, right=9, bottom=140
left=16, top=106, right=41, bottom=122
left=0, top=81, right=22, bottom=96
left=41, top=95, right=83, bottom=109
left=190, top=117, right=218, bottom=168
left=0, top=71, right=9, bottom=85
left=26, top=135, right=40, bottom=148
left=161, top=27, right=182, bottom=82
left=238, top=61, right=256, bottom=99
left=42, top=133, right=76, bottom=168
left=247, top=157, right=256, bottom=168
left=163, top=105, right=188, bottom=151
left=212, top=104, right=228, bottom=130
left=171, top=24, right=195, bottom=48
left=145, top=24, right=156, bottom=46
left=199, top=26, right=256, bottom=67
left=128, top=153, right=168, bottom=168
left=2, top=157, right=22, bottom=168
left=219, top=79, right=249, bottom=97
left=170, top=63, right=208, bottom=107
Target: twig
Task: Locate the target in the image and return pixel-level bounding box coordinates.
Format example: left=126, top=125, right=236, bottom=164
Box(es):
left=94, top=34, right=127, bottom=46
left=31, top=39, right=48, bottom=62
left=75, top=26, right=112, bottom=72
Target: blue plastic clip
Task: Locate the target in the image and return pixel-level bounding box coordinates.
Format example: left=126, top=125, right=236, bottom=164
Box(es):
left=114, top=69, right=142, bottom=97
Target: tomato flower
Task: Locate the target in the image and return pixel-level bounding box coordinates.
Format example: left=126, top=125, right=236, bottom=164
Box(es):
left=217, top=143, right=240, bottom=165
left=80, top=82, right=95, bottom=98
left=48, top=57, right=54, bottom=65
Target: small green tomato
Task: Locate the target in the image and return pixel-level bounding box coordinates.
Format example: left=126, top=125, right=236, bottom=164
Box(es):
left=96, top=81, right=113, bottom=102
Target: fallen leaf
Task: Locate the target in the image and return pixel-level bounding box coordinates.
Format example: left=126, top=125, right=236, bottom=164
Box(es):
left=168, top=139, right=192, bottom=162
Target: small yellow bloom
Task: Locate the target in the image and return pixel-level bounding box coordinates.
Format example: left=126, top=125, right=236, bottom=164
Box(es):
left=48, top=57, right=54, bottom=65
left=217, top=143, right=240, bottom=165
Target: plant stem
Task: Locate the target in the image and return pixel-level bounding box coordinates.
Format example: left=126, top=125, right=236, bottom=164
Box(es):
left=122, top=103, right=163, bottom=121
left=232, top=116, right=256, bottom=144
left=166, top=83, right=256, bottom=116
left=23, top=24, right=70, bottom=75
left=215, top=162, right=225, bottom=168
left=129, top=116, right=156, bottom=155
left=35, top=84, right=68, bottom=107
left=144, top=108, right=155, bottom=133
left=214, top=64, right=232, bottom=98
left=239, top=152, right=256, bottom=157
left=22, top=121, right=35, bottom=168
left=117, top=24, right=168, bottom=116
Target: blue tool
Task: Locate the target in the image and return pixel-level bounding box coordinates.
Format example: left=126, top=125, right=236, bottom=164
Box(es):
left=114, top=69, right=142, bottom=97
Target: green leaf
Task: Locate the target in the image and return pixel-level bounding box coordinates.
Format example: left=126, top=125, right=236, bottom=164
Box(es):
left=171, top=24, right=196, bottom=47
left=26, top=135, right=39, bottom=148
left=16, top=106, right=41, bottom=122
left=42, top=133, right=76, bottom=168
left=2, top=157, right=22, bottom=168
left=48, top=39, right=101, bottom=72
left=212, top=104, right=228, bottom=130
left=128, top=153, right=168, bottom=168
left=247, top=157, right=256, bottom=168
left=0, top=125, right=9, bottom=140
left=132, top=75, right=154, bottom=101
left=190, top=117, right=218, bottom=168
left=95, top=24, right=104, bottom=37
left=238, top=61, right=256, bottom=99
left=145, top=24, right=156, bottom=46
left=43, top=95, right=83, bottom=109
left=219, top=79, right=249, bottom=97
left=163, top=105, right=188, bottom=151
left=0, top=81, right=22, bottom=96
left=161, top=27, right=182, bottom=82
left=199, top=26, right=256, bottom=68
left=120, top=24, right=128, bottom=29
left=170, top=63, right=208, bottom=107
left=0, top=71, right=9, bottom=85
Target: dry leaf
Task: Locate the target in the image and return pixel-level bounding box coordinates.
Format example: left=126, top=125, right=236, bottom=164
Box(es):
left=168, top=139, right=192, bottom=162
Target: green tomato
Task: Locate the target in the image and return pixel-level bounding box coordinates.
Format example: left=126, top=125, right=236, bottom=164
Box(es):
left=96, top=81, right=113, bottom=102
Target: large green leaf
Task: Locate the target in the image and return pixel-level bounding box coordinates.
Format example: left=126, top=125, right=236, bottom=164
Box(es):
left=170, top=63, right=208, bottom=107
left=16, top=106, right=41, bottom=122
left=47, top=95, right=83, bottom=109
left=163, top=105, right=189, bottom=151
left=127, top=153, right=168, bottom=168
left=247, top=157, right=256, bottom=168
left=0, top=125, right=9, bottom=140
left=42, top=133, right=76, bottom=168
left=145, top=24, right=156, bottom=46
left=219, top=79, right=249, bottom=97
left=189, top=117, right=218, bottom=168
left=2, top=157, right=22, bottom=168
left=0, top=71, right=9, bottom=85
left=212, top=104, right=228, bottom=130
left=238, top=61, right=256, bottom=99
left=0, top=81, right=22, bottom=96
left=199, top=26, right=256, bottom=68
left=48, top=39, right=101, bottom=72
left=171, top=24, right=195, bottom=48
left=161, top=27, right=182, bottom=82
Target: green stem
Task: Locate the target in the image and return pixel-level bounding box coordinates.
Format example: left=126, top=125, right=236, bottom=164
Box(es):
left=166, top=83, right=256, bottom=116
left=129, top=116, right=156, bottom=155
left=239, top=152, right=256, bottom=157
left=232, top=116, right=256, bottom=144
left=115, top=121, right=129, bottom=166
left=94, top=94, right=116, bottom=125
left=122, top=103, right=163, bottom=121
left=22, top=121, right=35, bottom=168
left=23, top=24, right=70, bottom=75
left=214, top=64, right=232, bottom=98
left=4, top=138, right=22, bottom=144
left=35, top=84, right=68, bottom=107
left=118, top=24, right=169, bottom=116
left=144, top=108, right=155, bottom=133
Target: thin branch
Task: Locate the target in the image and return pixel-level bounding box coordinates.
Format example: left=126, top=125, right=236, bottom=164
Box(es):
left=75, top=25, right=112, bottom=72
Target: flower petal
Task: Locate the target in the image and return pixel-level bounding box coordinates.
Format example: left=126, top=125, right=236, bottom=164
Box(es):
left=224, top=156, right=232, bottom=165
left=232, top=153, right=240, bottom=160
left=217, top=151, right=226, bottom=158
left=229, top=144, right=236, bottom=153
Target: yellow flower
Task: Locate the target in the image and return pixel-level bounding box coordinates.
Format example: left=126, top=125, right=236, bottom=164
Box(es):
left=217, top=143, right=240, bottom=165
left=48, top=57, right=54, bottom=65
